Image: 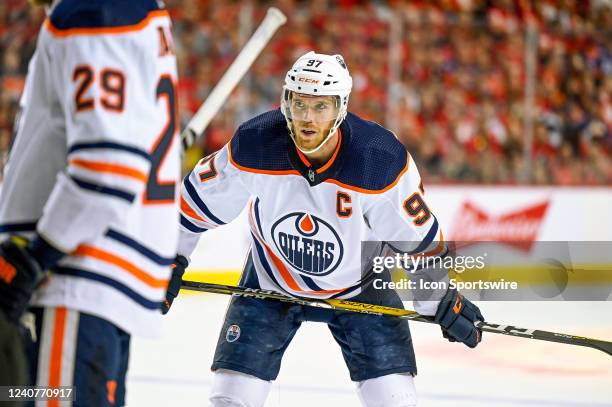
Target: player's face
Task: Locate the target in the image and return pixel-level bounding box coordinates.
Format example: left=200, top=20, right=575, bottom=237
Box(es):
left=290, top=94, right=339, bottom=150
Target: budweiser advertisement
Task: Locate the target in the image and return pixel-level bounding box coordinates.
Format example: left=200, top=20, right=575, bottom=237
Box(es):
left=449, top=200, right=550, bottom=248
left=426, top=186, right=612, bottom=242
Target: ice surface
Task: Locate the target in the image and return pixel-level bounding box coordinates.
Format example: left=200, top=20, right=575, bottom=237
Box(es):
left=127, top=296, right=612, bottom=406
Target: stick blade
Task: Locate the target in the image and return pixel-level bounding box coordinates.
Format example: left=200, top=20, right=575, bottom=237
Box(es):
left=588, top=339, right=612, bottom=357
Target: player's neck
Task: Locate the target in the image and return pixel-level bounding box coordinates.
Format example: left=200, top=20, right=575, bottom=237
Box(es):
left=303, top=131, right=340, bottom=168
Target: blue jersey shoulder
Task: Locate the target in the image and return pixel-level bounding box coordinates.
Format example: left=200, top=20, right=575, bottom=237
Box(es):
left=229, top=109, right=409, bottom=188
left=230, top=109, right=293, bottom=171
left=335, top=113, right=408, bottom=191
left=50, top=0, right=161, bottom=30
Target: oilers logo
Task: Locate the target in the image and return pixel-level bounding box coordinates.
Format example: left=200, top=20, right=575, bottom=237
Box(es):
left=271, top=212, right=343, bottom=276
left=226, top=324, right=241, bottom=343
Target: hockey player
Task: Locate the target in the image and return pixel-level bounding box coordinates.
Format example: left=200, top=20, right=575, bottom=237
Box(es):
left=170, top=51, right=483, bottom=406
left=0, top=0, right=181, bottom=404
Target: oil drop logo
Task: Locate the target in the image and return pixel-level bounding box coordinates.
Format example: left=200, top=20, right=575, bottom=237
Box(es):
left=271, top=212, right=343, bottom=276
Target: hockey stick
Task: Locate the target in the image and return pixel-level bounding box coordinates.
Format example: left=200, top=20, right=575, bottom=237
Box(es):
left=180, top=279, right=612, bottom=357
left=180, top=7, right=287, bottom=151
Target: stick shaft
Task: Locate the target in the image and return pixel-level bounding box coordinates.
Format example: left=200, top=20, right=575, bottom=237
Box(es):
left=181, top=8, right=287, bottom=150
left=180, top=279, right=612, bottom=357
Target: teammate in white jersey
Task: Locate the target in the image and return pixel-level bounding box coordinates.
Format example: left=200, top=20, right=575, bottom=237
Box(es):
left=0, top=0, right=181, bottom=404
left=168, top=52, right=484, bottom=407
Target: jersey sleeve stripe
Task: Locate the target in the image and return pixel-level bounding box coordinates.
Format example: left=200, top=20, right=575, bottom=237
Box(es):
left=70, top=175, right=135, bottom=203
left=253, top=198, right=265, bottom=238
left=105, top=229, right=174, bottom=266
left=385, top=216, right=440, bottom=256
left=421, top=229, right=446, bottom=257
left=180, top=214, right=208, bottom=233
left=411, top=217, right=440, bottom=254
left=68, top=142, right=150, bottom=161
left=44, top=9, right=169, bottom=38
left=54, top=266, right=162, bottom=310
left=248, top=200, right=267, bottom=244
left=180, top=196, right=205, bottom=222
left=69, top=159, right=148, bottom=183
left=182, top=176, right=226, bottom=225
left=73, top=245, right=169, bottom=289
left=0, top=222, right=37, bottom=233
left=400, top=232, right=448, bottom=273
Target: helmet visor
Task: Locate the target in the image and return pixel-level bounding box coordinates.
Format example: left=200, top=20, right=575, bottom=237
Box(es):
left=284, top=92, right=340, bottom=123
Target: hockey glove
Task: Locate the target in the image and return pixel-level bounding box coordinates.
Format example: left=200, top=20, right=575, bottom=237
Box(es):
left=0, top=236, right=50, bottom=324
left=162, top=255, right=188, bottom=314
left=434, top=288, right=483, bottom=348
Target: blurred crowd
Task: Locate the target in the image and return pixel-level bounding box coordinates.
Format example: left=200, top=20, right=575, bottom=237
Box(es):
left=1, top=0, right=610, bottom=184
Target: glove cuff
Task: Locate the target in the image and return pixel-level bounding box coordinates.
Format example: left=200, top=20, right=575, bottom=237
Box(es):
left=174, top=254, right=189, bottom=268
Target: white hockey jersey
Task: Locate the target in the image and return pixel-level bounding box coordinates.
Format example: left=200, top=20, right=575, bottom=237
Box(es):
left=179, top=110, right=445, bottom=304
left=0, top=0, right=180, bottom=336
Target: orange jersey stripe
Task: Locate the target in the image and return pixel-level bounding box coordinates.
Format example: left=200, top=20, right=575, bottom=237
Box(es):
left=323, top=155, right=410, bottom=194
left=44, top=10, right=169, bottom=37
left=180, top=196, right=206, bottom=222
left=48, top=307, right=67, bottom=407
left=264, top=244, right=347, bottom=295
left=265, top=245, right=304, bottom=292
left=73, top=245, right=168, bottom=289
left=295, top=148, right=311, bottom=167
left=230, top=141, right=411, bottom=194
left=70, top=159, right=148, bottom=183
left=228, top=145, right=301, bottom=176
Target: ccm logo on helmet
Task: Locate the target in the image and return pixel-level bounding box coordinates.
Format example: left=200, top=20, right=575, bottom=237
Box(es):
left=298, top=77, right=320, bottom=84
left=271, top=212, right=344, bottom=276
